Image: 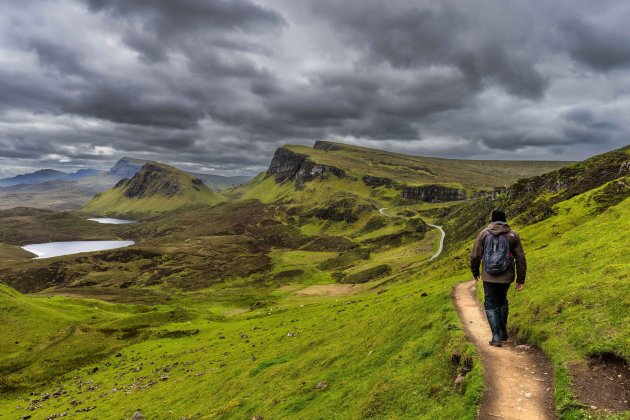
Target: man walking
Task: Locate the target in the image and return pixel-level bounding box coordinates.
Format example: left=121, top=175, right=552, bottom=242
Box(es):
left=470, top=210, right=527, bottom=347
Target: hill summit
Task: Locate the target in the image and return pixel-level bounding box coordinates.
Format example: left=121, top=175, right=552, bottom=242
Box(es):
left=83, top=162, right=223, bottom=215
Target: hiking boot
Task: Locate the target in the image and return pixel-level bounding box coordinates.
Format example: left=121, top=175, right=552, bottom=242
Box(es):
left=499, top=304, right=509, bottom=342
left=485, top=309, right=502, bottom=347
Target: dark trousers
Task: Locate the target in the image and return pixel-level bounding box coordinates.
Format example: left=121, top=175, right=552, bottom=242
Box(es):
left=483, top=281, right=511, bottom=310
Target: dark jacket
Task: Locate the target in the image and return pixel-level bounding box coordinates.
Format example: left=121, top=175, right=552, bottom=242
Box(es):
left=470, top=222, right=527, bottom=284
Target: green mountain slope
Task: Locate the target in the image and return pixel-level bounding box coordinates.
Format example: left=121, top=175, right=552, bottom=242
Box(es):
left=83, top=162, right=224, bottom=215
left=0, top=143, right=627, bottom=418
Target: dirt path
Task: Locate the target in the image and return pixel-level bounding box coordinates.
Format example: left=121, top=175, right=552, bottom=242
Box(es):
left=378, top=207, right=444, bottom=260
left=426, top=223, right=444, bottom=260
left=453, top=281, right=555, bottom=420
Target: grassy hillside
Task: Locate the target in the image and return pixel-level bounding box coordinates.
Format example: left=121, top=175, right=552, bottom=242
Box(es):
left=291, top=141, right=570, bottom=189
left=0, top=142, right=627, bottom=418
left=83, top=162, right=224, bottom=216
left=0, top=264, right=482, bottom=418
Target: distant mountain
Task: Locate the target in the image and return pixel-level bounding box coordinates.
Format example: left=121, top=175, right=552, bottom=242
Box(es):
left=107, top=157, right=148, bottom=179
left=83, top=162, right=224, bottom=215
left=63, top=168, right=102, bottom=180
left=107, top=157, right=250, bottom=190
left=0, top=169, right=67, bottom=187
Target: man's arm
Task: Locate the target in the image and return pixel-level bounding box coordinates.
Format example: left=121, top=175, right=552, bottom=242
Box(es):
left=511, top=231, right=527, bottom=284
left=470, top=230, right=486, bottom=279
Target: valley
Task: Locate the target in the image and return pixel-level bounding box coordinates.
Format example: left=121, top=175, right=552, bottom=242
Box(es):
left=0, top=141, right=628, bottom=419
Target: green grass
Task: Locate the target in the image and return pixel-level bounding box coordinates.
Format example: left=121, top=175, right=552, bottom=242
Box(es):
left=420, top=180, right=630, bottom=419
left=506, top=189, right=629, bottom=417
left=0, top=272, right=483, bottom=419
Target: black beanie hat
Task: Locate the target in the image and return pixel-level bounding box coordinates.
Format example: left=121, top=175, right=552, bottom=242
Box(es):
left=491, top=209, right=507, bottom=222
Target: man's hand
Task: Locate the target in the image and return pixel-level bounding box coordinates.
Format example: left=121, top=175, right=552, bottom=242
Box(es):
left=515, top=283, right=524, bottom=291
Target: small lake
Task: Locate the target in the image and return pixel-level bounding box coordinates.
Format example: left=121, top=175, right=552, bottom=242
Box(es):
left=22, top=240, right=135, bottom=259
left=87, top=217, right=136, bottom=225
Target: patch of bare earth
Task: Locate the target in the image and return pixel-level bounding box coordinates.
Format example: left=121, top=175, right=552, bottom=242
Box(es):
left=453, top=281, right=555, bottom=420
left=571, top=354, right=630, bottom=414
left=295, top=284, right=362, bottom=296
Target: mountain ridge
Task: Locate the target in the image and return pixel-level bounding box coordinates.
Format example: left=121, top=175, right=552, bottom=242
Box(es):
left=83, top=161, right=224, bottom=215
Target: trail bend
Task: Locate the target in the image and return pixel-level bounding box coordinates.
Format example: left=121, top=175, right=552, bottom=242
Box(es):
left=453, top=281, right=555, bottom=420
left=425, top=223, right=444, bottom=260
left=378, top=207, right=444, bottom=260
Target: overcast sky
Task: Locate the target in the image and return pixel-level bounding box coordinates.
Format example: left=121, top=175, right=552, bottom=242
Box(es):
left=1, top=0, right=629, bottom=177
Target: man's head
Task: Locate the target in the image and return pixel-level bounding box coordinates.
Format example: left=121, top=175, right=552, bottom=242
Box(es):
left=491, top=209, right=507, bottom=223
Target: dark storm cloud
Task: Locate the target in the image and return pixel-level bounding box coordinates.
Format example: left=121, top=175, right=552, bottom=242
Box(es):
left=1, top=0, right=630, bottom=177
left=87, top=0, right=285, bottom=61
left=309, top=1, right=548, bottom=99
left=561, top=18, right=630, bottom=71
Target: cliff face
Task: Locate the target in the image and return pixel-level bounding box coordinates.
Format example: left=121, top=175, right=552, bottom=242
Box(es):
left=266, top=147, right=345, bottom=189
left=362, top=176, right=396, bottom=187
left=401, top=185, right=466, bottom=202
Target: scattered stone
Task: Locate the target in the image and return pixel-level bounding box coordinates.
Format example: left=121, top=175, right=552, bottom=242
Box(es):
left=46, top=413, right=67, bottom=419
left=76, top=406, right=96, bottom=413
left=70, top=400, right=81, bottom=406
left=516, top=345, right=531, bottom=350
left=590, top=405, right=598, bottom=410
left=315, top=381, right=328, bottom=390
left=287, top=332, right=297, bottom=337
left=240, top=333, right=250, bottom=339
left=161, top=375, right=169, bottom=381
left=454, top=373, right=465, bottom=385
left=252, top=416, right=264, bottom=420
left=131, top=410, right=146, bottom=420
left=524, top=392, right=532, bottom=398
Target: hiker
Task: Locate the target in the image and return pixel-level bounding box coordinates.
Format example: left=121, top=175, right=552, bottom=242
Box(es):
left=470, top=209, right=527, bottom=347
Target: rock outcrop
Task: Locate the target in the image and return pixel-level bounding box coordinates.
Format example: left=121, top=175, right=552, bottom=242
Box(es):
left=401, top=185, right=466, bottom=202
left=362, top=176, right=396, bottom=187
left=472, top=187, right=508, bottom=200
left=506, top=152, right=629, bottom=200
left=266, top=147, right=345, bottom=189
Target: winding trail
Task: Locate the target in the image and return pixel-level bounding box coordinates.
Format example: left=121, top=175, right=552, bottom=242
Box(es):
left=426, top=223, right=445, bottom=260
left=378, top=207, right=445, bottom=260
left=453, top=281, right=555, bottom=420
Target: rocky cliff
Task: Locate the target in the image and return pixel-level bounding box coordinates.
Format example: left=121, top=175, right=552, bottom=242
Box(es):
left=401, top=185, right=466, bottom=202
left=266, top=147, right=345, bottom=189
left=362, top=176, right=396, bottom=187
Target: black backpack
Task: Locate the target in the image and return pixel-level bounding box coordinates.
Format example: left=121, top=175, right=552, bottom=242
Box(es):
left=482, top=231, right=513, bottom=275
